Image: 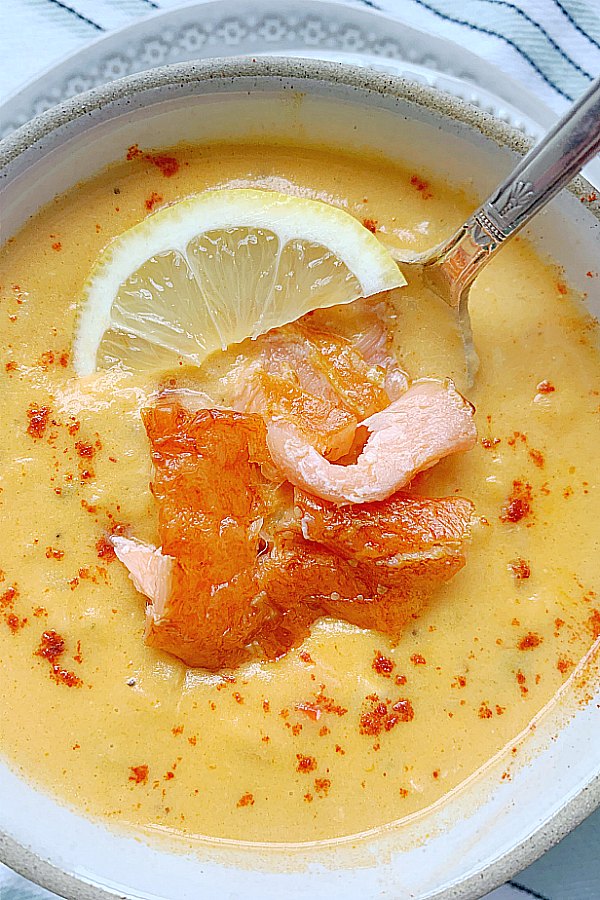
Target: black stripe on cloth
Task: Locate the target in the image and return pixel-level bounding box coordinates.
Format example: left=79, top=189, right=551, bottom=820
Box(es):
left=45, top=0, right=104, bottom=31
left=134, top=0, right=161, bottom=8
left=406, top=0, right=575, bottom=100
left=508, top=881, right=552, bottom=900
left=478, top=0, right=594, bottom=78
left=554, top=0, right=600, bottom=51
left=355, top=0, right=384, bottom=9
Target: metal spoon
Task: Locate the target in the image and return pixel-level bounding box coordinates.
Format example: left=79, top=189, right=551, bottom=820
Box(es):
left=392, top=76, right=600, bottom=382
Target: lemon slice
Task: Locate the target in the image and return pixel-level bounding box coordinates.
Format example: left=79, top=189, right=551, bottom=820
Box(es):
left=73, top=188, right=406, bottom=376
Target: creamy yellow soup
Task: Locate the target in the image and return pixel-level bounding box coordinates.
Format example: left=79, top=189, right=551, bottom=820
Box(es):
left=0, top=143, right=598, bottom=845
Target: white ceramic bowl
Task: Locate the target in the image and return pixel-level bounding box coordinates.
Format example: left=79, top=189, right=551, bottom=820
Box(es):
left=0, top=58, right=599, bottom=900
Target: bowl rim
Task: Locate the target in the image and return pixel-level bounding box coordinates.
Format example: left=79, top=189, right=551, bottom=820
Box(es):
left=0, top=55, right=599, bottom=900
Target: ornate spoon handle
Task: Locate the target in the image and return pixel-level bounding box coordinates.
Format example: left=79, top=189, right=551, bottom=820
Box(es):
left=426, top=76, right=600, bottom=309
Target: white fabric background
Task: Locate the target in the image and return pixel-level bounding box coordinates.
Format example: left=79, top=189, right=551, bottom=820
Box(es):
left=0, top=2, right=599, bottom=899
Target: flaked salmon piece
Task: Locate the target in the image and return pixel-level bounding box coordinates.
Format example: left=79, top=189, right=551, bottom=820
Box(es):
left=111, top=397, right=475, bottom=669
left=111, top=536, right=174, bottom=613
left=244, top=366, right=358, bottom=460
left=231, top=309, right=397, bottom=461
left=139, top=403, right=281, bottom=669
left=301, top=296, right=408, bottom=398
left=296, top=489, right=474, bottom=562
left=257, top=523, right=466, bottom=641
left=267, top=380, right=477, bottom=505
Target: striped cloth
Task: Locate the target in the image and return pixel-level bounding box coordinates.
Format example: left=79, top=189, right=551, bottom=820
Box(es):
left=0, top=2, right=599, bottom=900
left=1, top=0, right=599, bottom=111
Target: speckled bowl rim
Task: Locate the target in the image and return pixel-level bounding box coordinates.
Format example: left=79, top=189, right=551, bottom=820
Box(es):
left=0, top=56, right=599, bottom=900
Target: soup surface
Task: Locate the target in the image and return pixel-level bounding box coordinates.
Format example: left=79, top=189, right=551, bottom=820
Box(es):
left=0, top=143, right=598, bottom=844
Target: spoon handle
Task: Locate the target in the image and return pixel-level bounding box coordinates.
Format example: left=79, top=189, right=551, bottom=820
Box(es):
left=428, top=76, right=600, bottom=308
left=473, top=75, right=600, bottom=241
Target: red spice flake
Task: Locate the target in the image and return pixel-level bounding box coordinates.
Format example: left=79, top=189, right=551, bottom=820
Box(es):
left=39, top=351, right=55, bottom=368
left=232, top=692, right=244, bottom=704
left=150, top=155, right=179, bottom=178
left=6, top=613, right=27, bottom=632
left=372, top=650, right=395, bottom=677
left=68, top=420, right=81, bottom=435
left=452, top=675, right=467, bottom=688
left=261, top=735, right=270, bottom=743
left=51, top=242, right=62, bottom=252
left=536, top=380, right=555, bottom=394
left=478, top=702, right=493, bottom=719
left=481, top=437, right=501, bottom=449
left=395, top=674, right=407, bottom=685
left=172, top=725, right=184, bottom=736
left=59, top=352, right=69, bottom=367
left=314, top=686, right=347, bottom=716
left=75, top=440, right=95, bottom=458
left=164, top=771, right=175, bottom=780
left=262, top=699, right=270, bottom=713
left=35, top=630, right=83, bottom=687
left=432, top=769, right=440, bottom=780
left=73, top=640, right=83, bottom=664
left=45, top=546, right=64, bottom=560
left=516, top=670, right=528, bottom=697
left=299, top=650, right=314, bottom=664
left=496, top=705, right=506, bottom=716
left=0, top=586, right=17, bottom=609
left=563, top=486, right=574, bottom=500
left=509, top=558, right=531, bottom=580
left=279, top=708, right=289, bottom=719
left=298, top=685, right=348, bottom=720
left=237, top=792, right=255, bottom=807
left=507, top=431, right=527, bottom=448
left=5, top=361, right=17, bottom=372
left=359, top=694, right=414, bottom=736
left=518, top=631, right=543, bottom=651
left=290, top=722, right=302, bottom=736
left=188, top=735, right=197, bottom=746
left=588, top=609, right=600, bottom=639
left=314, top=777, right=331, bottom=797
left=399, top=787, right=409, bottom=798
left=26, top=404, right=50, bottom=439
left=335, top=744, right=346, bottom=755
left=33, top=606, right=47, bottom=617
left=410, top=174, right=433, bottom=199
left=145, top=191, right=163, bottom=212
left=318, top=725, right=330, bottom=737
left=96, top=535, right=116, bottom=562
left=304, top=792, right=313, bottom=803
left=557, top=657, right=574, bottom=674
left=556, top=281, right=568, bottom=295
left=362, top=218, right=378, bottom=233
left=129, top=765, right=149, bottom=785
left=529, top=449, right=545, bottom=468
left=126, top=144, right=180, bottom=177
left=410, top=653, right=426, bottom=666
left=500, top=480, right=533, bottom=524
left=36, top=629, right=64, bottom=661
left=296, top=754, right=317, bottom=773
left=296, top=702, right=321, bottom=722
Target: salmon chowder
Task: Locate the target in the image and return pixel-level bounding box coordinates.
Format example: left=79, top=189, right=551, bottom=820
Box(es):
left=0, top=141, right=598, bottom=845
